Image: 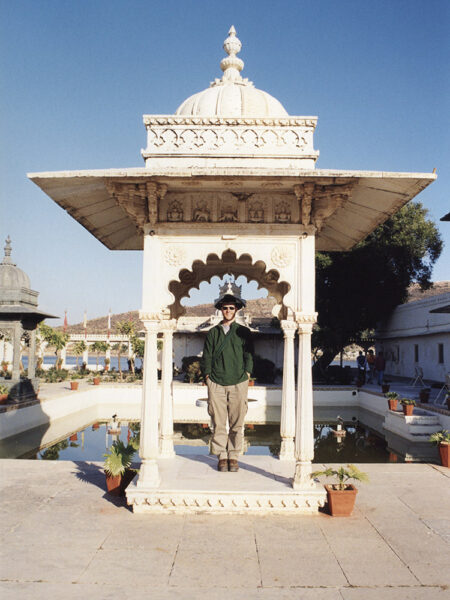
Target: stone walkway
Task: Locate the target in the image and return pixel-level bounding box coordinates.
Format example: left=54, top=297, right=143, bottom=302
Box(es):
left=1, top=459, right=449, bottom=599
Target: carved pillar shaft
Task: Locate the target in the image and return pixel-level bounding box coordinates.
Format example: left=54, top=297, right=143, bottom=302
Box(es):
left=293, top=322, right=316, bottom=489
left=137, top=320, right=161, bottom=488
left=279, top=320, right=297, bottom=460
left=61, top=347, right=67, bottom=369
left=82, top=346, right=89, bottom=367
left=160, top=321, right=176, bottom=458
left=28, top=329, right=37, bottom=379
left=12, top=323, right=21, bottom=380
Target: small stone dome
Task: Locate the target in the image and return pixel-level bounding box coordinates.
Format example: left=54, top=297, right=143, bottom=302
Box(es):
left=0, top=237, right=31, bottom=290
left=175, top=27, right=288, bottom=118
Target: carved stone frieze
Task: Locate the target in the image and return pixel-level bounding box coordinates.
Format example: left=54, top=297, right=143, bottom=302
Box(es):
left=192, top=200, right=211, bottom=222
left=167, top=199, right=184, bottom=222
left=106, top=180, right=168, bottom=233
left=274, top=200, right=292, bottom=224
left=248, top=198, right=265, bottom=223
left=142, top=116, right=318, bottom=160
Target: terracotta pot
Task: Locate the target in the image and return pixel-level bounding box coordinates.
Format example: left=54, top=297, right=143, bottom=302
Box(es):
left=0, top=393, right=8, bottom=404
left=387, top=399, right=398, bottom=411
left=402, top=404, right=414, bottom=416
left=439, top=443, right=449, bottom=468
left=70, top=381, right=79, bottom=391
left=105, top=473, right=122, bottom=495
left=93, top=377, right=101, bottom=385
left=92, top=422, right=100, bottom=430
left=69, top=433, right=78, bottom=442
left=249, top=380, right=255, bottom=386
left=382, top=384, right=390, bottom=393
left=325, top=484, right=358, bottom=517
left=104, top=365, right=109, bottom=372
left=2, top=365, right=7, bottom=372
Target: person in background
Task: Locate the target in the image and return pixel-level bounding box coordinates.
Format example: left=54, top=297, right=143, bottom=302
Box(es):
left=356, top=350, right=367, bottom=385
left=375, top=351, right=386, bottom=386
left=366, top=349, right=376, bottom=384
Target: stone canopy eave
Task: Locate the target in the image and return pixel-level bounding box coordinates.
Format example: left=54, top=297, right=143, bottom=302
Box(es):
left=28, top=167, right=436, bottom=252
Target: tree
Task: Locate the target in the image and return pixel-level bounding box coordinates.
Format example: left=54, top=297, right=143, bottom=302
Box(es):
left=72, top=341, right=87, bottom=370
left=115, top=320, right=136, bottom=377
left=38, top=323, right=69, bottom=368
left=313, top=202, right=443, bottom=376
left=91, top=341, right=109, bottom=371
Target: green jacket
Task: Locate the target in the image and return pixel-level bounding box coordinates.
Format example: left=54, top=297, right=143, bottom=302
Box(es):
left=203, top=321, right=253, bottom=386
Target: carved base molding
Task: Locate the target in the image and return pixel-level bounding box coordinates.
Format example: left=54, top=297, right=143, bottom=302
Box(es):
left=126, top=485, right=326, bottom=514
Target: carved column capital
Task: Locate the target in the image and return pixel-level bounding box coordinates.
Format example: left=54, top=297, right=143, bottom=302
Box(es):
left=294, top=182, right=315, bottom=226
left=280, top=319, right=298, bottom=338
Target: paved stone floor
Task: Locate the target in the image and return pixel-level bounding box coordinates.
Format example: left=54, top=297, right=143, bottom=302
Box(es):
left=1, top=459, right=449, bottom=599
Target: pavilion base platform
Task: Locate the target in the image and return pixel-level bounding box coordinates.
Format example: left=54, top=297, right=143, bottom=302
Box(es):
left=126, top=454, right=326, bottom=514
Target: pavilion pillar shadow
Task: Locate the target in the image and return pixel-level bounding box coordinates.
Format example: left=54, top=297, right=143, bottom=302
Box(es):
left=159, top=319, right=177, bottom=458
left=279, top=319, right=297, bottom=460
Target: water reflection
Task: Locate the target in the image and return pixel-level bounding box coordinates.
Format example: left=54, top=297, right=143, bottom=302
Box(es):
left=26, top=420, right=395, bottom=463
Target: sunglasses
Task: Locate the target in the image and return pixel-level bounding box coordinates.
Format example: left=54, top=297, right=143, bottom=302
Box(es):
left=221, top=306, right=237, bottom=311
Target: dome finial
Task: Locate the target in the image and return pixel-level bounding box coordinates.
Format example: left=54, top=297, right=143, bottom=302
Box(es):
left=2, top=236, right=15, bottom=266
left=220, top=25, right=244, bottom=83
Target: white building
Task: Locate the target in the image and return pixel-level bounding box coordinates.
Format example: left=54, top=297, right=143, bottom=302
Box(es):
left=377, top=284, right=450, bottom=383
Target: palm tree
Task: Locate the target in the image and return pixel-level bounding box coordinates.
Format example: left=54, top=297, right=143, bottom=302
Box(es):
left=91, top=341, right=109, bottom=372
left=115, top=320, right=136, bottom=378
left=72, top=341, right=87, bottom=370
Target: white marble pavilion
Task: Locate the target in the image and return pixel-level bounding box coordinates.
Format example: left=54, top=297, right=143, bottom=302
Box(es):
left=29, top=27, right=436, bottom=512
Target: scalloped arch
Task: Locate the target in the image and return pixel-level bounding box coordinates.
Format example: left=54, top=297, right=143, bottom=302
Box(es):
left=168, top=249, right=290, bottom=319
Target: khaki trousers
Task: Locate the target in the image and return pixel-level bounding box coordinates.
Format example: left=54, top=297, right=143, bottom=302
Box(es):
left=207, top=379, right=249, bottom=460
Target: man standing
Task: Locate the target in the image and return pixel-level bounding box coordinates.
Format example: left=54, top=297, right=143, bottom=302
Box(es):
left=375, top=351, right=386, bottom=386
left=203, top=293, right=253, bottom=472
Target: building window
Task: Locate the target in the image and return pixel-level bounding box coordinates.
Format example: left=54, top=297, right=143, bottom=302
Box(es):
left=414, top=344, right=419, bottom=363
left=438, top=343, right=444, bottom=364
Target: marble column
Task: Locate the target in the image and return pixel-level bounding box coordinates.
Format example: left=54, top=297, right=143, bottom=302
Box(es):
left=61, top=347, right=67, bottom=369
left=279, top=319, right=297, bottom=460
left=137, top=320, right=161, bottom=487
left=160, top=320, right=177, bottom=458
left=28, top=329, right=36, bottom=379
left=82, top=345, right=89, bottom=368
left=293, top=319, right=316, bottom=490
left=12, top=323, right=21, bottom=380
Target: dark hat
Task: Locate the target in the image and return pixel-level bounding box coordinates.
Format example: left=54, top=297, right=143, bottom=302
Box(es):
left=214, top=294, right=246, bottom=310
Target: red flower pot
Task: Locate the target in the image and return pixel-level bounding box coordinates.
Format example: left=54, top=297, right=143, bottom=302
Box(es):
left=93, top=377, right=101, bottom=385
left=0, top=393, right=8, bottom=404
left=92, top=422, right=100, bottom=430
left=69, top=433, right=78, bottom=442
left=387, top=399, right=398, bottom=411
left=439, top=443, right=449, bottom=468
left=249, top=380, right=255, bottom=386
left=325, top=484, right=358, bottom=517
left=402, top=404, right=414, bottom=416
left=70, top=381, right=79, bottom=391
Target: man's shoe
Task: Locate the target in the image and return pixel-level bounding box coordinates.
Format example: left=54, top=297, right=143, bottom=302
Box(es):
left=228, top=459, right=239, bottom=472
left=218, top=459, right=228, bottom=472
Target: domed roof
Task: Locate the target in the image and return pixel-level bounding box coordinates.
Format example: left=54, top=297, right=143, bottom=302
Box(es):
left=0, top=237, right=31, bottom=290
left=175, top=27, right=288, bottom=118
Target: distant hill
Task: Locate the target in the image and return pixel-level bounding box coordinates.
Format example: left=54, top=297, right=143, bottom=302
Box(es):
left=59, top=281, right=449, bottom=334
left=60, top=297, right=277, bottom=334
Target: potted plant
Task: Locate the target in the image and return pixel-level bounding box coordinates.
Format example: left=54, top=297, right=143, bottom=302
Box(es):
left=104, top=357, right=110, bottom=372
left=0, top=383, right=9, bottom=404
left=249, top=377, right=256, bottom=387
left=419, top=387, right=431, bottom=403
left=93, top=374, right=101, bottom=385
left=381, top=380, right=391, bottom=394
left=103, top=440, right=136, bottom=495
left=429, top=430, right=450, bottom=468
left=1, top=360, right=8, bottom=374
left=401, top=398, right=415, bottom=416
left=385, top=391, right=399, bottom=411
left=311, top=464, right=369, bottom=517
left=70, top=374, right=79, bottom=391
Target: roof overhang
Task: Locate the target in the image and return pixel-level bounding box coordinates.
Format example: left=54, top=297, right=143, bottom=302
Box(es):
left=28, top=167, right=436, bottom=252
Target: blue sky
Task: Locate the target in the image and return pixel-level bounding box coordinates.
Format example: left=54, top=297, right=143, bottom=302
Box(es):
left=1, top=0, right=448, bottom=326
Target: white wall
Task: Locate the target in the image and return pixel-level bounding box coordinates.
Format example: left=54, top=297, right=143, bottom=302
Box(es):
left=377, top=292, right=450, bottom=382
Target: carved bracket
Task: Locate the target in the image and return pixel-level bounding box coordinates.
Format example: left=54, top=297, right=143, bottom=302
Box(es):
left=106, top=180, right=168, bottom=233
